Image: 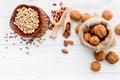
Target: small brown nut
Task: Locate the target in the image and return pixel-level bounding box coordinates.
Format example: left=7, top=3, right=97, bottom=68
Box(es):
left=106, top=51, right=119, bottom=64
left=102, top=10, right=113, bottom=20
left=75, top=24, right=81, bottom=34
left=90, top=28, right=94, bottom=35
left=70, top=10, right=81, bottom=21
left=81, top=13, right=91, bottom=22
left=94, top=50, right=106, bottom=61
left=91, top=61, right=101, bottom=72
left=115, top=24, right=120, bottom=35
left=93, top=24, right=107, bottom=38
left=89, top=36, right=100, bottom=45
left=62, top=49, right=68, bottom=54
left=63, top=32, right=69, bottom=38
left=68, top=40, right=74, bottom=45
left=83, top=33, right=92, bottom=42
left=64, top=40, right=68, bottom=47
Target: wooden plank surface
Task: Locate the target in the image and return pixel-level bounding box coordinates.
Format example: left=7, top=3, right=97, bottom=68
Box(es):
left=0, top=0, right=120, bottom=80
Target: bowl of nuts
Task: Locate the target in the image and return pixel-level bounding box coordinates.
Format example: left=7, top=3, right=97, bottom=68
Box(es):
left=10, top=4, right=50, bottom=38
left=78, top=13, right=116, bottom=52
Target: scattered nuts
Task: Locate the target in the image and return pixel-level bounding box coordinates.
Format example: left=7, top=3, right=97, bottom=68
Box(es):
left=115, top=24, right=120, bottom=35
left=70, top=10, right=81, bottom=21
left=81, top=13, right=91, bottom=22
left=106, top=51, right=119, bottom=64
left=68, top=40, right=74, bottom=45
left=94, top=50, right=106, bottom=61
left=75, top=24, right=81, bottom=34
left=64, top=40, right=68, bottom=47
left=89, top=36, right=100, bottom=45
left=91, top=61, right=101, bottom=72
left=62, top=49, right=68, bottom=54
left=83, top=32, right=92, bottom=42
left=102, top=10, right=113, bottom=20
left=93, top=24, right=107, bottom=38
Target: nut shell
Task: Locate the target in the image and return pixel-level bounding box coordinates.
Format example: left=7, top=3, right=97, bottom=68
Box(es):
left=106, top=51, right=119, bottom=64
left=81, top=13, right=91, bottom=22
left=115, top=24, right=120, bottom=35
left=83, top=33, right=91, bottom=42
left=70, top=10, right=81, bottom=21
left=102, top=10, right=113, bottom=20
left=75, top=24, right=81, bottom=34
left=94, top=50, right=105, bottom=61
left=93, top=24, right=107, bottom=38
left=89, top=36, right=100, bottom=45
left=91, top=61, right=101, bottom=72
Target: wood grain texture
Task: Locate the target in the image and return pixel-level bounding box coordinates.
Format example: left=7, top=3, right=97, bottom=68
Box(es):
left=0, top=0, right=120, bottom=80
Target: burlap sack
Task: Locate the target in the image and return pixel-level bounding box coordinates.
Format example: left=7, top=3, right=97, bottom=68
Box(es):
left=78, top=14, right=116, bottom=52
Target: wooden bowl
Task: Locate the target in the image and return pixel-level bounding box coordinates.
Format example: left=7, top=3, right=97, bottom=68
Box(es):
left=10, top=4, right=43, bottom=38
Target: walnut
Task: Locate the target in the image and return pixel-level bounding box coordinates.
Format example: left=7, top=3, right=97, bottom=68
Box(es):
left=81, top=13, right=91, bottom=22
left=93, top=24, right=107, bottom=38
left=102, top=10, right=113, bottom=20
left=89, top=36, right=100, bottom=45
left=90, top=28, right=94, bottom=35
left=70, top=10, right=81, bottom=21
left=94, top=50, right=105, bottom=61
left=115, top=24, right=120, bottom=35
left=83, top=32, right=91, bottom=42
left=91, top=61, right=101, bottom=72
left=75, top=24, right=81, bottom=34
left=106, top=51, right=119, bottom=64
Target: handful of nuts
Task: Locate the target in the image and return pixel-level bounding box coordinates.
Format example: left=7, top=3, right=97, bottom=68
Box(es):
left=78, top=14, right=115, bottom=52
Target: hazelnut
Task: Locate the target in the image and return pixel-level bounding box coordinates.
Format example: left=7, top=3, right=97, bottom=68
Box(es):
left=89, top=36, right=100, bottom=45
left=94, top=50, right=106, bottom=61
left=91, top=61, right=101, bottom=72
left=106, top=51, right=119, bottom=64
left=70, top=10, right=81, bottom=21
left=102, top=10, right=113, bottom=20
left=81, top=13, right=91, bottom=22
left=75, top=24, right=81, bottom=34
left=93, top=24, right=107, bottom=38
left=115, top=24, right=120, bottom=35
left=83, top=33, right=92, bottom=42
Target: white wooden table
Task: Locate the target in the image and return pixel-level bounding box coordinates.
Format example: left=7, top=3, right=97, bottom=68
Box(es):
left=0, top=0, right=120, bottom=80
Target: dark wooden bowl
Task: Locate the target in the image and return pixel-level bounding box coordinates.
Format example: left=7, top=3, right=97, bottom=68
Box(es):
left=10, top=4, right=43, bottom=38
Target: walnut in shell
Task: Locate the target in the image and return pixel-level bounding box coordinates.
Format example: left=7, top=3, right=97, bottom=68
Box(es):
left=102, top=10, right=113, bottom=20
left=94, top=50, right=105, bottom=61
left=93, top=24, right=107, bottom=38
left=106, top=51, right=119, bottom=64
left=89, top=36, right=100, bottom=45
left=91, top=61, right=101, bottom=72
left=83, top=32, right=91, bottom=42
left=81, top=13, right=91, bottom=22
left=75, top=24, right=81, bottom=34
left=70, top=10, right=81, bottom=21
left=115, top=24, right=120, bottom=35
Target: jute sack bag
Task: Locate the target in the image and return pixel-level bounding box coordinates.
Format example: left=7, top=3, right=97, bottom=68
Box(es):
left=78, top=14, right=116, bottom=52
